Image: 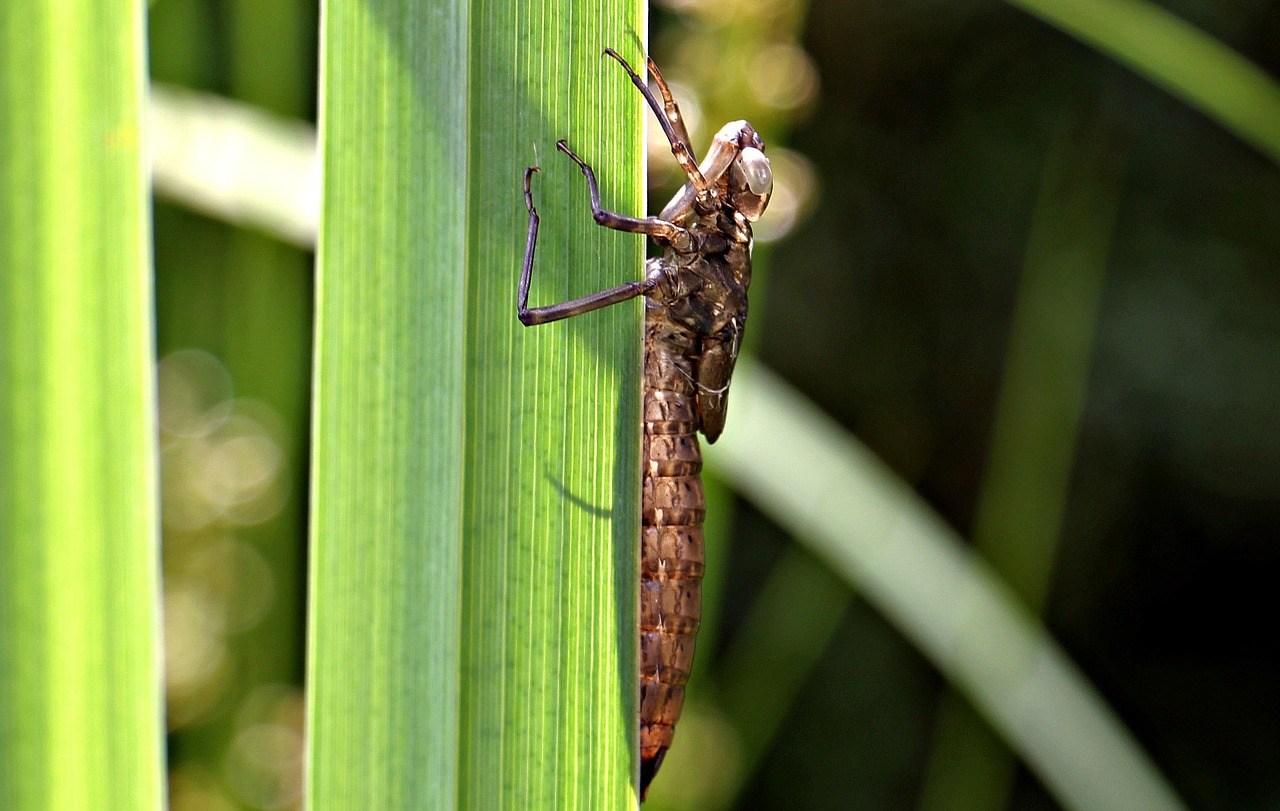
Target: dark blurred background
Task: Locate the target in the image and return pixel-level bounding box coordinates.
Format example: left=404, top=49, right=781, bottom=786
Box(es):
left=149, top=0, right=1280, bottom=809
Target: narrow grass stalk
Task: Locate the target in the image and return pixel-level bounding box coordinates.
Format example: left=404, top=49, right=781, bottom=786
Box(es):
left=706, top=362, right=1187, bottom=811
left=1005, top=0, right=1280, bottom=165
left=917, top=105, right=1126, bottom=811
left=0, top=1, right=164, bottom=809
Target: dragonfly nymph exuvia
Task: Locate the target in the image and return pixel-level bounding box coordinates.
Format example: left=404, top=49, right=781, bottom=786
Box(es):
left=516, top=47, right=772, bottom=801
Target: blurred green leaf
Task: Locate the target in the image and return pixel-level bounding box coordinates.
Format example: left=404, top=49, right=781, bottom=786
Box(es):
left=715, top=548, right=851, bottom=807
left=706, top=361, right=1186, bottom=811
left=0, top=2, right=164, bottom=810
left=1005, top=0, right=1280, bottom=166
left=307, top=0, right=643, bottom=808
left=150, top=83, right=318, bottom=247
left=919, top=105, right=1126, bottom=811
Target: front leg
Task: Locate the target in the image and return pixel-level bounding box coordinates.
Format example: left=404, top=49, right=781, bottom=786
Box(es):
left=601, top=48, right=709, bottom=201
left=556, top=140, right=695, bottom=255
left=517, top=165, right=658, bottom=326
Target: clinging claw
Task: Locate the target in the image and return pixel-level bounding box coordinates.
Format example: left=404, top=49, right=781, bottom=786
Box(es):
left=522, top=165, right=540, bottom=214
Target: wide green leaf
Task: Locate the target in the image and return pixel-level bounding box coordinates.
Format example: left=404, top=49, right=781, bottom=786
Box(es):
left=0, top=1, right=164, bottom=810
left=308, top=0, right=643, bottom=808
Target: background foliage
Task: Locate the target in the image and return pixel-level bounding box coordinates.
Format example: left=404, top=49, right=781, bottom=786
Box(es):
left=144, top=0, right=1280, bottom=809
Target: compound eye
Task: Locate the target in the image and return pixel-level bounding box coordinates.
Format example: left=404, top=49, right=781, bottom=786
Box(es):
left=738, top=147, right=773, bottom=195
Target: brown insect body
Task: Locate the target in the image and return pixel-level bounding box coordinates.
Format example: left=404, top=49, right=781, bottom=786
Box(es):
left=516, top=49, right=772, bottom=801
left=637, top=159, right=755, bottom=793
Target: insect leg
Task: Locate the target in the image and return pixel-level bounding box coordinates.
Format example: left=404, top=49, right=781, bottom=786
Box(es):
left=517, top=164, right=657, bottom=327
left=556, top=140, right=695, bottom=253
left=644, top=56, right=693, bottom=155
left=603, top=48, right=709, bottom=197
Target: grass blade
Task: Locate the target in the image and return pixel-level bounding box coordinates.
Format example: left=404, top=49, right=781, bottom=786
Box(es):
left=0, top=1, right=164, bottom=809
left=308, top=0, right=643, bottom=807
left=150, top=83, right=318, bottom=248
left=307, top=0, right=468, bottom=806
left=462, top=7, right=645, bottom=807
left=1004, top=0, right=1280, bottom=165
left=917, top=105, right=1126, bottom=811
left=706, top=362, right=1186, bottom=811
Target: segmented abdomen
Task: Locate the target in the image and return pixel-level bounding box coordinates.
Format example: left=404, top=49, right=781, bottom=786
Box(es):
left=639, top=311, right=706, bottom=798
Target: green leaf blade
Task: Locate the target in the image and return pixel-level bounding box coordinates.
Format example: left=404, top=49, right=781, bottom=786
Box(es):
left=706, top=361, right=1187, bottom=811
left=0, top=1, right=163, bottom=809
left=309, top=1, right=642, bottom=808
left=1005, top=0, right=1280, bottom=165
left=308, top=0, right=468, bottom=808
left=462, top=5, right=645, bottom=808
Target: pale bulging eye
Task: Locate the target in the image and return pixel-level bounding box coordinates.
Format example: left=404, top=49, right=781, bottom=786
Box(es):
left=738, top=147, right=773, bottom=195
